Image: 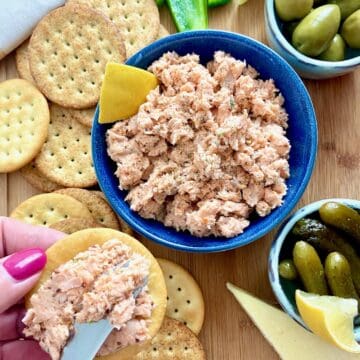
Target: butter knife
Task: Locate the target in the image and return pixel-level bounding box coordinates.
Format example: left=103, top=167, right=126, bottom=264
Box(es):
left=61, top=281, right=146, bottom=360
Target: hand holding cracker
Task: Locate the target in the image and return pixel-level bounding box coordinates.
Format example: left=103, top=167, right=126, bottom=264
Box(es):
left=0, top=217, right=64, bottom=359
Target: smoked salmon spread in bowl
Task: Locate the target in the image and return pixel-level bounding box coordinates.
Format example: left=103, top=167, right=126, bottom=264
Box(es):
left=92, top=30, right=318, bottom=252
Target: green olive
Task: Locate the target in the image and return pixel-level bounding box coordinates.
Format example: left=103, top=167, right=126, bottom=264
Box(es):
left=292, top=4, right=341, bottom=56
left=341, top=9, right=360, bottom=48
left=328, top=0, right=360, bottom=20
left=279, top=259, right=298, bottom=280
left=275, top=0, right=313, bottom=21
left=318, top=34, right=346, bottom=61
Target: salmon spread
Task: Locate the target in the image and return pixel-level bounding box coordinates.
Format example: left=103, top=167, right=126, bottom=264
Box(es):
left=23, top=239, right=153, bottom=360
left=107, top=51, right=290, bottom=238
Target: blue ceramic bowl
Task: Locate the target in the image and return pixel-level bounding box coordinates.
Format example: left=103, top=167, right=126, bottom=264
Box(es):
left=92, top=30, right=317, bottom=253
left=269, top=198, right=360, bottom=339
left=265, top=0, right=360, bottom=79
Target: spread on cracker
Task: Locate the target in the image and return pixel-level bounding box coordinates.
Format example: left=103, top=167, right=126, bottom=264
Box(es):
left=99, top=63, right=158, bottom=124
left=24, top=228, right=167, bottom=360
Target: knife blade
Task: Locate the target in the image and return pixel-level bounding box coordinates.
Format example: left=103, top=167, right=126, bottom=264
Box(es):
left=61, top=279, right=147, bottom=360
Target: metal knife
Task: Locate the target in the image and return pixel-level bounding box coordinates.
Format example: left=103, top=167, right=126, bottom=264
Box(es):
left=61, top=280, right=146, bottom=360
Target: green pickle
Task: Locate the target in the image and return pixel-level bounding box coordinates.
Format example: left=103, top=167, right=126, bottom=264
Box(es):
left=318, top=34, right=346, bottom=61
left=325, top=252, right=360, bottom=306
left=319, top=202, right=360, bottom=246
left=292, top=217, right=360, bottom=295
left=275, top=0, right=313, bottom=21
left=293, top=241, right=328, bottom=295
left=341, top=9, right=360, bottom=48
left=279, top=259, right=298, bottom=280
left=292, top=4, right=341, bottom=56
left=328, top=0, right=360, bottom=20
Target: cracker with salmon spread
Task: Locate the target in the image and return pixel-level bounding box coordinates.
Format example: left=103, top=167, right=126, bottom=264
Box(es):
left=157, top=259, right=205, bottom=335
left=55, top=188, right=120, bottom=230
left=35, top=104, right=97, bottom=188
left=135, top=317, right=206, bottom=360
left=25, top=228, right=167, bottom=360
left=10, top=193, right=93, bottom=227
left=29, top=4, right=126, bottom=109
left=67, top=0, right=159, bottom=57
left=0, top=79, right=49, bottom=173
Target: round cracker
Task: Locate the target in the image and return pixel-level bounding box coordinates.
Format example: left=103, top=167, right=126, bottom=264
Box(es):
left=67, top=107, right=95, bottom=127
left=135, top=317, right=206, bottom=360
left=20, top=161, right=61, bottom=193
left=29, top=4, right=126, bottom=109
left=25, top=228, right=167, bottom=360
left=10, top=193, right=93, bottom=227
left=35, top=104, right=97, bottom=188
left=67, top=0, right=160, bottom=57
left=158, top=25, right=170, bottom=39
left=157, top=259, right=205, bottom=335
left=93, top=190, right=134, bottom=235
left=50, top=218, right=103, bottom=233
left=55, top=188, right=120, bottom=230
left=0, top=79, right=49, bottom=173
left=15, top=40, right=35, bottom=84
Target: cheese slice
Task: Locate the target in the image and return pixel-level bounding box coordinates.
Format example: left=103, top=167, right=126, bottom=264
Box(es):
left=99, top=62, right=158, bottom=124
left=227, top=282, right=360, bottom=359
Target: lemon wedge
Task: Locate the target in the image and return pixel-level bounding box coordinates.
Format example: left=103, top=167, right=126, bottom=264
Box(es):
left=296, top=289, right=360, bottom=353
left=99, top=62, right=158, bottom=124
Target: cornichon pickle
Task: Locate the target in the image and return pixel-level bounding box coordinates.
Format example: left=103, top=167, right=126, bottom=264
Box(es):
left=293, top=241, right=328, bottom=295
left=325, top=252, right=360, bottom=305
left=279, top=259, right=298, bottom=280
left=292, top=217, right=360, bottom=294
left=319, top=202, right=360, bottom=246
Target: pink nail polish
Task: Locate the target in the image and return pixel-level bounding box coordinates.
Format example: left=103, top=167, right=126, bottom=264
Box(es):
left=3, top=248, right=47, bottom=280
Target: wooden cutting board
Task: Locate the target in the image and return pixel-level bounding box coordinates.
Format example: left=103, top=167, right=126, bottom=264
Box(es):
left=1, top=1, right=360, bottom=359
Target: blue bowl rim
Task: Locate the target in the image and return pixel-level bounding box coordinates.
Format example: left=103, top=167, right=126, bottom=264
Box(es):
left=268, top=198, right=360, bottom=330
left=265, top=0, right=360, bottom=68
left=92, top=29, right=318, bottom=253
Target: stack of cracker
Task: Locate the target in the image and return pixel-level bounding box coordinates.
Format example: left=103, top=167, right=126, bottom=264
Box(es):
left=10, top=191, right=207, bottom=358
left=1, top=0, right=170, bottom=192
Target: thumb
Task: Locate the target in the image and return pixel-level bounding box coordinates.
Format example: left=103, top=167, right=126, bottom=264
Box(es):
left=0, top=248, right=46, bottom=313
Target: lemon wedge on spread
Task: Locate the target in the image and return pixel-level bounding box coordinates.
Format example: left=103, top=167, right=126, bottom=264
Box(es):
left=99, top=62, right=158, bottom=124
left=295, top=289, right=360, bottom=353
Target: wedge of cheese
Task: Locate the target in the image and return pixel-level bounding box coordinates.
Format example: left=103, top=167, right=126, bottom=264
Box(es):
left=227, top=282, right=360, bottom=359
left=99, top=63, right=158, bottom=124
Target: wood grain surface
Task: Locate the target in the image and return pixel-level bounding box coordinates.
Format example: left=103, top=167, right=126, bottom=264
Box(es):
left=1, top=1, right=360, bottom=359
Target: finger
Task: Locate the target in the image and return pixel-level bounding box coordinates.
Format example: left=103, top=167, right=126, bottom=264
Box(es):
left=0, top=306, right=26, bottom=341
left=0, top=249, right=46, bottom=313
left=0, top=340, right=50, bottom=360
left=0, top=217, right=64, bottom=257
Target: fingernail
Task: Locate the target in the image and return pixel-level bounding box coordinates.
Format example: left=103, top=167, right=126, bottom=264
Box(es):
left=3, top=248, right=46, bottom=280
